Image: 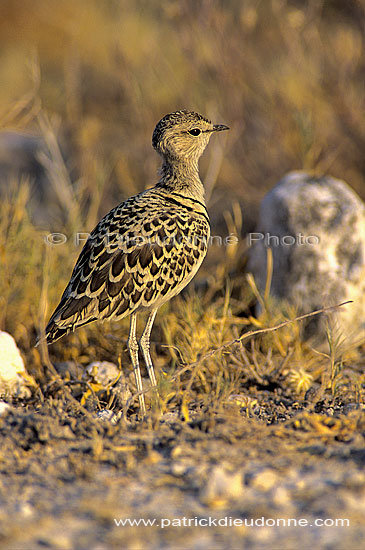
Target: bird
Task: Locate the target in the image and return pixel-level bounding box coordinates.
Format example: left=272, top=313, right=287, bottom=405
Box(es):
left=41, top=110, right=229, bottom=417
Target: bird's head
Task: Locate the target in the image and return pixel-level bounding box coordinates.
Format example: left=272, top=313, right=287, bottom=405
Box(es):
left=152, top=110, right=229, bottom=162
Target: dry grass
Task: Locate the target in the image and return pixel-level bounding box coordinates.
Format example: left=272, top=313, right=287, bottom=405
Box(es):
left=0, top=0, right=364, bottom=413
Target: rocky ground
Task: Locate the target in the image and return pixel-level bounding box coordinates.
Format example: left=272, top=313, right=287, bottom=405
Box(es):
left=0, top=386, right=364, bottom=550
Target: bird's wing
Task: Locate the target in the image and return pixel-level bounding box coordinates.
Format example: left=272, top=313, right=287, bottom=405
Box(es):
left=44, top=195, right=209, bottom=344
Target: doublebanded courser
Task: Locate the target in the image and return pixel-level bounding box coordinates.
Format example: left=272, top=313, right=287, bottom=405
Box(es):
left=42, top=111, right=229, bottom=417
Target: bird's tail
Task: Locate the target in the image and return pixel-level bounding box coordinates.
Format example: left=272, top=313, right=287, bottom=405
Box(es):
left=35, top=295, right=97, bottom=347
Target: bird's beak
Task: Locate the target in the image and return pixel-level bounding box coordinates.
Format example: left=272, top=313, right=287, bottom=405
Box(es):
left=213, top=124, right=230, bottom=132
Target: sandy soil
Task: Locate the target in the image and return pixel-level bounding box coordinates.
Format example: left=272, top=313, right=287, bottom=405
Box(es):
left=0, top=386, right=364, bottom=550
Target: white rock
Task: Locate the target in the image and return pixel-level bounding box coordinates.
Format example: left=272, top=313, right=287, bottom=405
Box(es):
left=248, top=172, right=365, bottom=345
left=0, top=401, right=11, bottom=415
left=0, top=331, right=33, bottom=397
left=0, top=331, right=25, bottom=381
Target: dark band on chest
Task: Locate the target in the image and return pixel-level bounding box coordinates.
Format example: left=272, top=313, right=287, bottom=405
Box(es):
left=158, top=194, right=210, bottom=224
left=170, top=192, right=208, bottom=212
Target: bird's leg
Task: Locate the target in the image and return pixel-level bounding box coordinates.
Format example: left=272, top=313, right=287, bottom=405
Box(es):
left=127, top=313, right=146, bottom=418
left=139, top=308, right=158, bottom=390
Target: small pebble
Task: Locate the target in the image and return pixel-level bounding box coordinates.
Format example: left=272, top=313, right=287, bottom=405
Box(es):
left=200, top=466, right=244, bottom=507
left=95, top=410, right=123, bottom=424
left=251, top=469, right=279, bottom=491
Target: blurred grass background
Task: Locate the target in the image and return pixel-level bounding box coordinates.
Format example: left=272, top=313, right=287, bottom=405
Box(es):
left=0, top=0, right=364, bottom=409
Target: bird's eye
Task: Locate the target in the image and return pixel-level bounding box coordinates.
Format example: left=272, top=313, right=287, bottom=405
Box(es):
left=188, top=128, right=201, bottom=136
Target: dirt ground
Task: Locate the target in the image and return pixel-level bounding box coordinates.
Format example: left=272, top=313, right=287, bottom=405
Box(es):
left=0, top=385, right=364, bottom=550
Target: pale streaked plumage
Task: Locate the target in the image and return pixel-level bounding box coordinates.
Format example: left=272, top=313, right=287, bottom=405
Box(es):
left=43, top=110, right=229, bottom=417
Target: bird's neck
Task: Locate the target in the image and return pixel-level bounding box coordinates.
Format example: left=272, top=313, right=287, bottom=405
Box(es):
left=157, top=157, right=205, bottom=203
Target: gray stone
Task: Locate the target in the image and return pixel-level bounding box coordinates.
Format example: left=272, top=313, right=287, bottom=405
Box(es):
left=95, top=409, right=123, bottom=423
left=54, top=361, right=84, bottom=380
left=84, top=361, right=120, bottom=386
left=0, top=131, right=71, bottom=227
left=248, top=172, right=365, bottom=344
left=84, top=361, right=132, bottom=405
